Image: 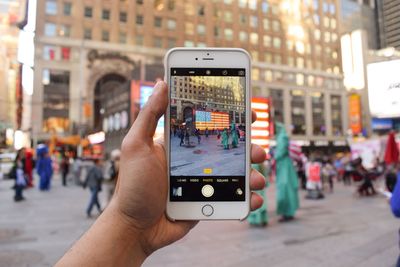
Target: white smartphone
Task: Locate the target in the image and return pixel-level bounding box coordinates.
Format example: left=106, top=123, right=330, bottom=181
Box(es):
left=164, top=48, right=251, bottom=220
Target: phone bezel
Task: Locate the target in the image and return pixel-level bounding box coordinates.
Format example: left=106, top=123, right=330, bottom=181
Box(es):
left=164, top=47, right=252, bottom=220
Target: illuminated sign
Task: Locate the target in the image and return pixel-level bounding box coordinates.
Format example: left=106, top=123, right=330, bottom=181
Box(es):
left=88, top=132, right=105, bottom=145
left=348, top=94, right=362, bottom=135
left=251, top=97, right=271, bottom=156
left=367, top=59, right=400, bottom=118
left=195, top=111, right=229, bottom=130
left=341, top=30, right=365, bottom=90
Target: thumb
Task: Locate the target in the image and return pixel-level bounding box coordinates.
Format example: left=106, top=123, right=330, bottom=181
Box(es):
left=125, top=81, right=168, bottom=145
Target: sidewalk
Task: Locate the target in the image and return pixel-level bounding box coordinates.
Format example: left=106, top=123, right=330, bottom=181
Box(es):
left=0, top=176, right=398, bottom=267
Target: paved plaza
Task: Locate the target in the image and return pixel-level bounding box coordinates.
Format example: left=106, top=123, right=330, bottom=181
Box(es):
left=171, top=134, right=246, bottom=176
left=0, top=176, right=399, bottom=267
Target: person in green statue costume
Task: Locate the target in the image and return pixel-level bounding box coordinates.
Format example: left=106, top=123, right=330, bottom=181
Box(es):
left=230, top=122, right=239, bottom=148
left=221, top=128, right=229, bottom=149
left=274, top=122, right=299, bottom=222
left=248, top=163, right=269, bottom=227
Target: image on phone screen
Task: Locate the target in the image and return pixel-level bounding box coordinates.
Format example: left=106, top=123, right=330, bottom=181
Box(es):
left=169, top=68, right=247, bottom=202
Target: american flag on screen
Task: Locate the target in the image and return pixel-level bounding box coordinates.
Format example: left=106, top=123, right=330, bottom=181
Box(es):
left=195, top=111, right=229, bottom=130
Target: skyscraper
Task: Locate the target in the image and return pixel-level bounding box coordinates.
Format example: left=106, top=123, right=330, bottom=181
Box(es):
left=377, top=0, right=400, bottom=49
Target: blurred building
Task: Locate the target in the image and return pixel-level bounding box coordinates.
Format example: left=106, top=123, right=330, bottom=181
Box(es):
left=377, top=0, right=400, bottom=50
left=0, top=0, right=26, bottom=148
left=340, top=0, right=379, bottom=50
left=32, top=0, right=348, bottom=151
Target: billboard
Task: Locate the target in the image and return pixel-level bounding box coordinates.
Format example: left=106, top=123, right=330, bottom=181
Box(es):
left=251, top=97, right=271, bottom=156
left=348, top=94, right=362, bottom=135
left=367, top=60, right=400, bottom=118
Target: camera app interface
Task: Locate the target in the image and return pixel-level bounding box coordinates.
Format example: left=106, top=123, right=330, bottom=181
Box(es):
left=169, top=68, right=246, bottom=202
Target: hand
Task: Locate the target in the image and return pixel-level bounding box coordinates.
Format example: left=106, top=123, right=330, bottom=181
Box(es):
left=112, top=81, right=266, bottom=257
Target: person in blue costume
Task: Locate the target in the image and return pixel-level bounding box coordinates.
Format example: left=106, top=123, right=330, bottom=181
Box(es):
left=274, top=123, right=299, bottom=222
left=231, top=122, right=239, bottom=148
left=36, top=144, right=54, bottom=191
left=248, top=163, right=270, bottom=226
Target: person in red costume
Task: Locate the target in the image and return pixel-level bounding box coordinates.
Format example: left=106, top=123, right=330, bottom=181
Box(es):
left=24, top=149, right=34, bottom=187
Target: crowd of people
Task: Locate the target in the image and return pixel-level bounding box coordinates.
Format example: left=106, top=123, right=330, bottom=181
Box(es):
left=5, top=145, right=121, bottom=218
left=173, top=122, right=243, bottom=149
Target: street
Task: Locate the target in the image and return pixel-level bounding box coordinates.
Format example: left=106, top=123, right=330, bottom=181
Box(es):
left=0, top=176, right=398, bottom=267
left=171, top=134, right=246, bottom=176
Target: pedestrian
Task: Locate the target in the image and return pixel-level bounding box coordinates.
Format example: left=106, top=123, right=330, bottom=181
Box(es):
left=185, top=129, right=190, bottom=145
left=36, top=144, right=53, bottom=191
left=217, top=129, right=221, bottom=139
left=11, top=149, right=27, bottom=202
left=221, top=128, right=229, bottom=149
left=71, top=156, right=82, bottom=185
left=386, top=164, right=398, bottom=193
left=231, top=122, right=239, bottom=148
left=274, top=122, right=299, bottom=222
left=195, top=129, right=201, bottom=144
left=179, top=129, right=185, bottom=146
left=61, top=154, right=70, bottom=186
left=107, top=150, right=120, bottom=202
left=55, top=81, right=267, bottom=267
left=83, top=158, right=104, bottom=218
left=248, top=163, right=269, bottom=227
left=173, top=127, right=177, bottom=137
left=343, top=159, right=353, bottom=185
left=205, top=127, right=209, bottom=138
left=24, top=149, right=34, bottom=187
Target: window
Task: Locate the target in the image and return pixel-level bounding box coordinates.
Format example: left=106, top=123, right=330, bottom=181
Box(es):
left=43, top=45, right=57, bottom=60
left=214, top=27, right=220, bottom=38
left=135, top=35, right=143, bottom=46
left=84, top=6, right=93, bottom=18
left=330, top=3, right=336, bottom=14
left=287, top=56, right=294, bottom=66
left=184, top=40, right=194, bottom=47
left=63, top=2, right=72, bottom=16
left=102, top=9, right=110, bottom=20
left=324, top=17, right=330, bottom=28
left=136, top=0, right=143, bottom=4
left=185, top=3, right=195, bottom=15
left=198, top=5, right=205, bottom=16
left=251, top=51, right=259, bottom=61
left=102, top=30, right=110, bottom=41
left=249, top=0, right=257, bottom=9
left=265, top=53, right=273, bottom=63
left=295, top=41, right=305, bottom=54
left=168, top=0, right=175, bottom=10
left=265, top=70, right=273, bottom=82
left=119, top=32, right=127, bottom=43
left=185, top=23, right=194, bottom=35
left=262, top=1, right=269, bottom=13
left=273, top=37, right=281, bottom=48
left=240, top=14, right=247, bottom=25
left=61, top=47, right=70, bottom=61
left=291, top=90, right=306, bottom=135
left=311, top=92, right=326, bottom=136
left=296, top=73, right=304, bottom=85
left=120, top=12, right=127, bottom=23
left=296, top=57, right=304, bottom=68
left=263, top=35, right=271, bottom=47
left=272, top=21, right=280, bottom=32
left=250, top=33, right=258, bottom=45
left=154, top=17, right=162, bottom=27
left=168, top=38, right=176, bottom=48
left=263, top=19, right=269, bottom=30
left=224, top=28, right=233, bottom=40
left=154, top=37, right=163, bottom=48
left=59, top=25, right=71, bottom=37
left=46, top=1, right=57, bottom=15
left=167, top=19, right=176, bottom=30
left=274, top=55, right=282, bottom=65
left=197, top=24, right=206, bottom=35
left=314, top=29, right=321, bottom=40
left=252, top=68, right=260, bottom=80
left=239, top=0, right=247, bottom=8
left=224, top=11, right=233, bottom=23
left=250, top=16, right=258, bottom=28
left=44, top=23, right=57, bottom=36
left=84, top=28, right=92, bottom=39
left=324, top=32, right=330, bottom=43
left=239, top=31, right=247, bottom=42
left=286, top=40, right=294, bottom=50
left=136, top=15, right=143, bottom=25
left=331, top=18, right=337, bottom=29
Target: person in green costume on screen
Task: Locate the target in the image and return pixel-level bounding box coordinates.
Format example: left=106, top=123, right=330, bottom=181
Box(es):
left=221, top=128, right=229, bottom=150
left=231, top=122, right=239, bottom=148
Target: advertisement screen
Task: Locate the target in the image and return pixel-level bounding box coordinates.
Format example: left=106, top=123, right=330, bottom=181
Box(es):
left=367, top=60, right=400, bottom=118
left=169, top=68, right=246, bottom=202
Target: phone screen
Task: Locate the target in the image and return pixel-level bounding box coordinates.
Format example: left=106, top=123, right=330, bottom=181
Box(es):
left=169, top=68, right=247, bottom=202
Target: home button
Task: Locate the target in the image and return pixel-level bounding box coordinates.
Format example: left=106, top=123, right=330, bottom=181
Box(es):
left=202, top=205, right=214, bottom=217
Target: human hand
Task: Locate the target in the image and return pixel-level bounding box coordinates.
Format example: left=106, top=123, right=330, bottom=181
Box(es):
left=111, top=81, right=266, bottom=257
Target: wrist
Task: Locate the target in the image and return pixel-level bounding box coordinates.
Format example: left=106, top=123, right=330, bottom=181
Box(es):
left=102, top=201, right=148, bottom=266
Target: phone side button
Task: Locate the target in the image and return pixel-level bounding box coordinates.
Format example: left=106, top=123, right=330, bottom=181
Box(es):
left=202, top=205, right=214, bottom=217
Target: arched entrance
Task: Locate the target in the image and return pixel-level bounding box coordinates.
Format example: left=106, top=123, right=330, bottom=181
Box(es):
left=93, top=73, right=127, bottom=131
